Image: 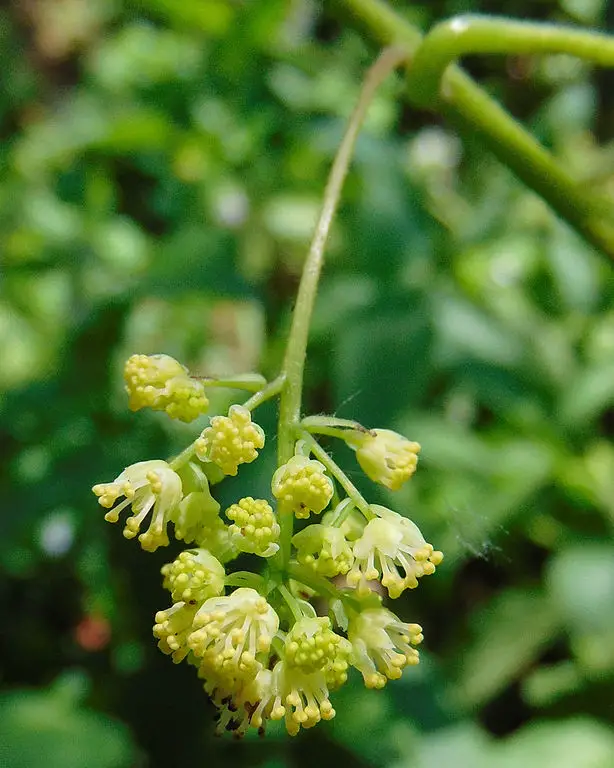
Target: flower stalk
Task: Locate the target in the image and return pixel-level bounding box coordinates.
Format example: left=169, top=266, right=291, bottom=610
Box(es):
left=274, top=46, right=409, bottom=567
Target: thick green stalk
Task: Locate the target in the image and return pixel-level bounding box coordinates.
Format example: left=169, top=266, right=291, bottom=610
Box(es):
left=408, top=15, right=614, bottom=107
left=338, top=0, right=614, bottom=261
left=274, top=47, right=408, bottom=568
left=241, top=375, right=285, bottom=412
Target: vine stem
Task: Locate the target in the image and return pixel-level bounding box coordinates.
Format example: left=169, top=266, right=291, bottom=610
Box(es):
left=407, top=15, right=614, bottom=108
left=274, top=47, right=408, bottom=569
left=338, top=0, right=614, bottom=262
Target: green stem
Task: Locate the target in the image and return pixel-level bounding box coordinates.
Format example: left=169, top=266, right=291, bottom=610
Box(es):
left=301, top=414, right=374, bottom=442
left=301, top=424, right=357, bottom=441
left=338, top=0, right=614, bottom=262
left=301, top=415, right=370, bottom=432
left=277, top=583, right=305, bottom=623
left=169, top=443, right=196, bottom=471
left=224, top=570, right=267, bottom=590
left=242, top=375, right=285, bottom=411
left=408, top=15, right=614, bottom=108
left=287, top=561, right=365, bottom=611
left=326, top=497, right=357, bottom=528
left=274, top=47, right=408, bottom=569
left=194, top=373, right=268, bottom=392
left=297, top=429, right=372, bottom=518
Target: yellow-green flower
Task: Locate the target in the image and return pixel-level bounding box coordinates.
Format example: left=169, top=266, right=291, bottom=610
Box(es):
left=226, top=497, right=280, bottom=558
left=212, top=668, right=286, bottom=737
left=346, top=428, right=420, bottom=491
left=347, top=506, right=442, bottom=598
left=195, top=405, right=265, bottom=476
left=161, top=549, right=225, bottom=604
left=93, top=460, right=182, bottom=551
left=124, top=353, right=209, bottom=423
left=276, top=661, right=336, bottom=735
left=153, top=601, right=197, bottom=663
left=285, top=617, right=349, bottom=675
left=272, top=455, right=334, bottom=519
left=348, top=607, right=423, bottom=688
left=188, top=588, right=279, bottom=681
left=292, top=524, right=354, bottom=577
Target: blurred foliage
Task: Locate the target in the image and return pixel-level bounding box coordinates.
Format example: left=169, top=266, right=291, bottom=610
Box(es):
left=1, top=0, right=614, bottom=766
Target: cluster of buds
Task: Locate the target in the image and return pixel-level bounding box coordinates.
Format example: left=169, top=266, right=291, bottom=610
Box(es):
left=93, top=353, right=442, bottom=737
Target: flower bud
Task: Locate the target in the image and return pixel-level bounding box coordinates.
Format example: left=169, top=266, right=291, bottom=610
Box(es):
left=292, top=524, right=354, bottom=577
left=195, top=405, right=265, bottom=476
left=226, top=497, right=280, bottom=558
left=346, top=428, right=420, bottom=491
left=272, top=455, right=334, bottom=519
left=124, top=354, right=209, bottom=422
left=161, top=549, right=225, bottom=604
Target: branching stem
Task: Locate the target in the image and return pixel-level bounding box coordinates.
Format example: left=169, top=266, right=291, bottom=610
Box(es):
left=338, top=0, right=614, bottom=261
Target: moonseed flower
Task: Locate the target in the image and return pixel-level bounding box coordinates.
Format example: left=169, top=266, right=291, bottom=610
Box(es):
left=212, top=668, right=286, bottom=737
left=124, top=353, right=209, bottom=422
left=161, top=549, right=225, bottom=604
left=92, top=460, right=182, bottom=551
left=153, top=601, right=198, bottom=663
left=195, top=405, right=265, bottom=476
left=188, top=588, right=279, bottom=680
left=272, top=455, right=334, bottom=519
left=292, top=524, right=354, bottom=577
left=225, top=497, right=280, bottom=557
left=276, top=661, right=336, bottom=735
left=285, top=617, right=349, bottom=675
left=348, top=607, right=423, bottom=688
left=346, top=428, right=420, bottom=491
left=347, top=506, right=442, bottom=598
left=212, top=659, right=337, bottom=737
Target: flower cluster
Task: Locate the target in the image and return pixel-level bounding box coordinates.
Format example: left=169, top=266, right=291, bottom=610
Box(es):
left=94, top=353, right=442, bottom=737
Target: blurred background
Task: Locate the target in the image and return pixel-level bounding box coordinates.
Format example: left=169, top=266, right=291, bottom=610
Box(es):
left=2, top=0, right=614, bottom=766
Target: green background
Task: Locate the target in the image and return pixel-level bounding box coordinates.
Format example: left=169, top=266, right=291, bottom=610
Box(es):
left=2, top=0, right=614, bottom=766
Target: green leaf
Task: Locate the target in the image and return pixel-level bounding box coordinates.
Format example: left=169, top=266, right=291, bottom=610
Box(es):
left=0, top=685, right=137, bottom=768
left=452, top=588, right=561, bottom=709
left=547, top=544, right=614, bottom=633
left=493, top=718, right=614, bottom=768
left=558, top=362, right=614, bottom=427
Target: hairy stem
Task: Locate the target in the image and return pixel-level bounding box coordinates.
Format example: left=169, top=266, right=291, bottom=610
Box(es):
left=338, top=0, right=614, bottom=261
left=274, top=47, right=408, bottom=569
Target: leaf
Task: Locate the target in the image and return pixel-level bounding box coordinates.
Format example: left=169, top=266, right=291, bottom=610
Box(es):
left=547, top=544, right=614, bottom=633
left=493, top=718, right=614, bottom=768
left=558, top=362, right=614, bottom=428
left=433, top=294, right=525, bottom=368
left=0, top=686, right=137, bottom=768
left=412, top=722, right=492, bottom=768
left=546, top=220, right=601, bottom=314
left=452, top=588, right=561, bottom=709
